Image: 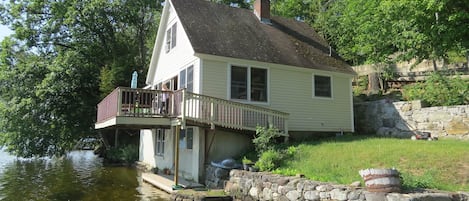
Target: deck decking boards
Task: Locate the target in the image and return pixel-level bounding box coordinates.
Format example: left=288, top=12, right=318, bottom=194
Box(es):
left=141, top=172, right=205, bottom=193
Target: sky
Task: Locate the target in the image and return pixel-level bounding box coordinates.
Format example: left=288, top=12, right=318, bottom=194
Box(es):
left=0, top=24, right=13, bottom=41
left=0, top=0, right=13, bottom=41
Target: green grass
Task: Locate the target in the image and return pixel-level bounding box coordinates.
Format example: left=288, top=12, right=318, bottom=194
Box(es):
left=274, top=135, right=469, bottom=192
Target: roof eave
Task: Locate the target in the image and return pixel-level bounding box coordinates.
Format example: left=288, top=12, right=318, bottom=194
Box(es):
left=145, top=1, right=172, bottom=86
left=195, top=52, right=357, bottom=77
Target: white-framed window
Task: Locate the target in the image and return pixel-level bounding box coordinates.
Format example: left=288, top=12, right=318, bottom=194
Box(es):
left=179, top=65, right=193, bottom=92
left=155, top=129, right=165, bottom=156
left=313, top=75, right=332, bottom=98
left=165, top=23, right=177, bottom=53
left=230, top=65, right=267, bottom=102
left=179, top=127, right=193, bottom=150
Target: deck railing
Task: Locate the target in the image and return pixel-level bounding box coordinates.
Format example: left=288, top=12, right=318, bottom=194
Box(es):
left=96, top=88, right=289, bottom=134
left=96, top=87, right=173, bottom=123
left=174, top=90, right=289, bottom=133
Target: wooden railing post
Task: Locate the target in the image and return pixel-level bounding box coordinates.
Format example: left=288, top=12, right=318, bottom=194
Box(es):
left=210, top=99, right=215, bottom=129
left=181, top=89, right=186, bottom=129
left=117, top=88, right=122, bottom=116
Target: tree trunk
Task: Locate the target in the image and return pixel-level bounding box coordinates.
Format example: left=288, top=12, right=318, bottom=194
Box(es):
left=368, top=72, right=380, bottom=94
left=432, top=59, right=438, bottom=71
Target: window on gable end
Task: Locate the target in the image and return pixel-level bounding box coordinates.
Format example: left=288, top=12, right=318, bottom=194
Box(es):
left=171, top=23, right=177, bottom=48
left=313, top=75, right=332, bottom=98
left=165, top=23, right=177, bottom=53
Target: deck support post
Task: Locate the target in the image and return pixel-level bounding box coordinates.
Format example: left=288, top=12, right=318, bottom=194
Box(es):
left=174, top=125, right=181, bottom=186
left=114, top=129, right=119, bottom=147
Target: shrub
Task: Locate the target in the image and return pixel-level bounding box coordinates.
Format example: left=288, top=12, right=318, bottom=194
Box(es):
left=242, top=156, right=253, bottom=165
left=105, top=144, right=139, bottom=164
left=120, top=144, right=139, bottom=163
left=255, top=149, right=283, bottom=171
left=286, top=146, right=297, bottom=156
left=253, top=126, right=282, bottom=155
left=401, top=171, right=436, bottom=190
left=403, top=72, right=469, bottom=106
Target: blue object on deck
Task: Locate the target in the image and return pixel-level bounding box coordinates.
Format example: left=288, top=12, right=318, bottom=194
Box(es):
left=131, top=71, right=138, bottom=88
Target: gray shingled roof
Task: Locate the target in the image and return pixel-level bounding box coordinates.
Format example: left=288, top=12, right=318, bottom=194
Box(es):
left=171, top=0, right=355, bottom=75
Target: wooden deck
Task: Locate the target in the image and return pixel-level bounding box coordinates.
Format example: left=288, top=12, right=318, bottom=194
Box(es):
left=141, top=172, right=204, bottom=193
left=95, top=87, right=289, bottom=134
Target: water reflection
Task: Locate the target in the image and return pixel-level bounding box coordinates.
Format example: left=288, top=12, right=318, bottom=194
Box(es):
left=0, top=150, right=169, bottom=201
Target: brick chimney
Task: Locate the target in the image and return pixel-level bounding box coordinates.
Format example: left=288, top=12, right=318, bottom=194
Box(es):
left=254, top=0, right=271, bottom=23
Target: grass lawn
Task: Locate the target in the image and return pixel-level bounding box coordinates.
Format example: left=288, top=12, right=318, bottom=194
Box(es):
left=274, top=135, right=469, bottom=192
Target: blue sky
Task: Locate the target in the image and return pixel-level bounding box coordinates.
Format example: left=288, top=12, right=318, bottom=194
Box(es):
left=0, top=24, right=13, bottom=41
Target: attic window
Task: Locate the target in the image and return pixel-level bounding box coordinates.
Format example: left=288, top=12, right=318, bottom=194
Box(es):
left=313, top=75, right=332, bottom=98
left=165, top=23, right=177, bottom=53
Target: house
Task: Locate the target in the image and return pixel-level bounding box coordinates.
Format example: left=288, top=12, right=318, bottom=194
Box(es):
left=95, top=0, right=356, bottom=187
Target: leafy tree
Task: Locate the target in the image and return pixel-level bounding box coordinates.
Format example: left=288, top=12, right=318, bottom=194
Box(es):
left=0, top=0, right=161, bottom=157
left=210, top=0, right=252, bottom=9
left=270, top=0, right=469, bottom=66
left=271, top=0, right=332, bottom=27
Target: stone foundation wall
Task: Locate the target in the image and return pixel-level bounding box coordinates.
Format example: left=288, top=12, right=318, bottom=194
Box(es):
left=205, top=165, right=231, bottom=189
left=225, top=170, right=469, bottom=201
left=354, top=100, right=469, bottom=139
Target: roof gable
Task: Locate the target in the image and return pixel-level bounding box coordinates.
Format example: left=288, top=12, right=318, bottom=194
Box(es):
left=171, top=0, right=355, bottom=75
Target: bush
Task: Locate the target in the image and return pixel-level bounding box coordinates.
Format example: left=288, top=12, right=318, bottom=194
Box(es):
left=253, top=126, right=282, bottom=155
left=403, top=72, right=469, bottom=106
left=401, top=171, right=437, bottom=190
left=255, top=146, right=298, bottom=172
left=105, top=144, right=139, bottom=164
left=120, top=144, right=139, bottom=163
left=255, top=149, right=283, bottom=171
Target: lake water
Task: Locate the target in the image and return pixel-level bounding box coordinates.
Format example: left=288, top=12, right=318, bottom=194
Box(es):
left=0, top=150, right=170, bottom=201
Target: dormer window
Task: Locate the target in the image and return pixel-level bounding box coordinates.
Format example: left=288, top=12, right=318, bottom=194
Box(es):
left=165, top=23, right=177, bottom=53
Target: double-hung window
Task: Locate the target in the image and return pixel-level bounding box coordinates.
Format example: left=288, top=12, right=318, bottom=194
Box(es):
left=155, top=129, right=165, bottom=156
left=313, top=75, right=332, bottom=98
left=179, top=65, right=193, bottom=92
left=165, top=23, right=177, bottom=53
left=230, top=66, right=267, bottom=102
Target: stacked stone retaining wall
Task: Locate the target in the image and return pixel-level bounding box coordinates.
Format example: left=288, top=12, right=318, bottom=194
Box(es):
left=225, top=170, right=469, bottom=201
left=206, top=165, right=231, bottom=189
left=354, top=100, right=469, bottom=139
